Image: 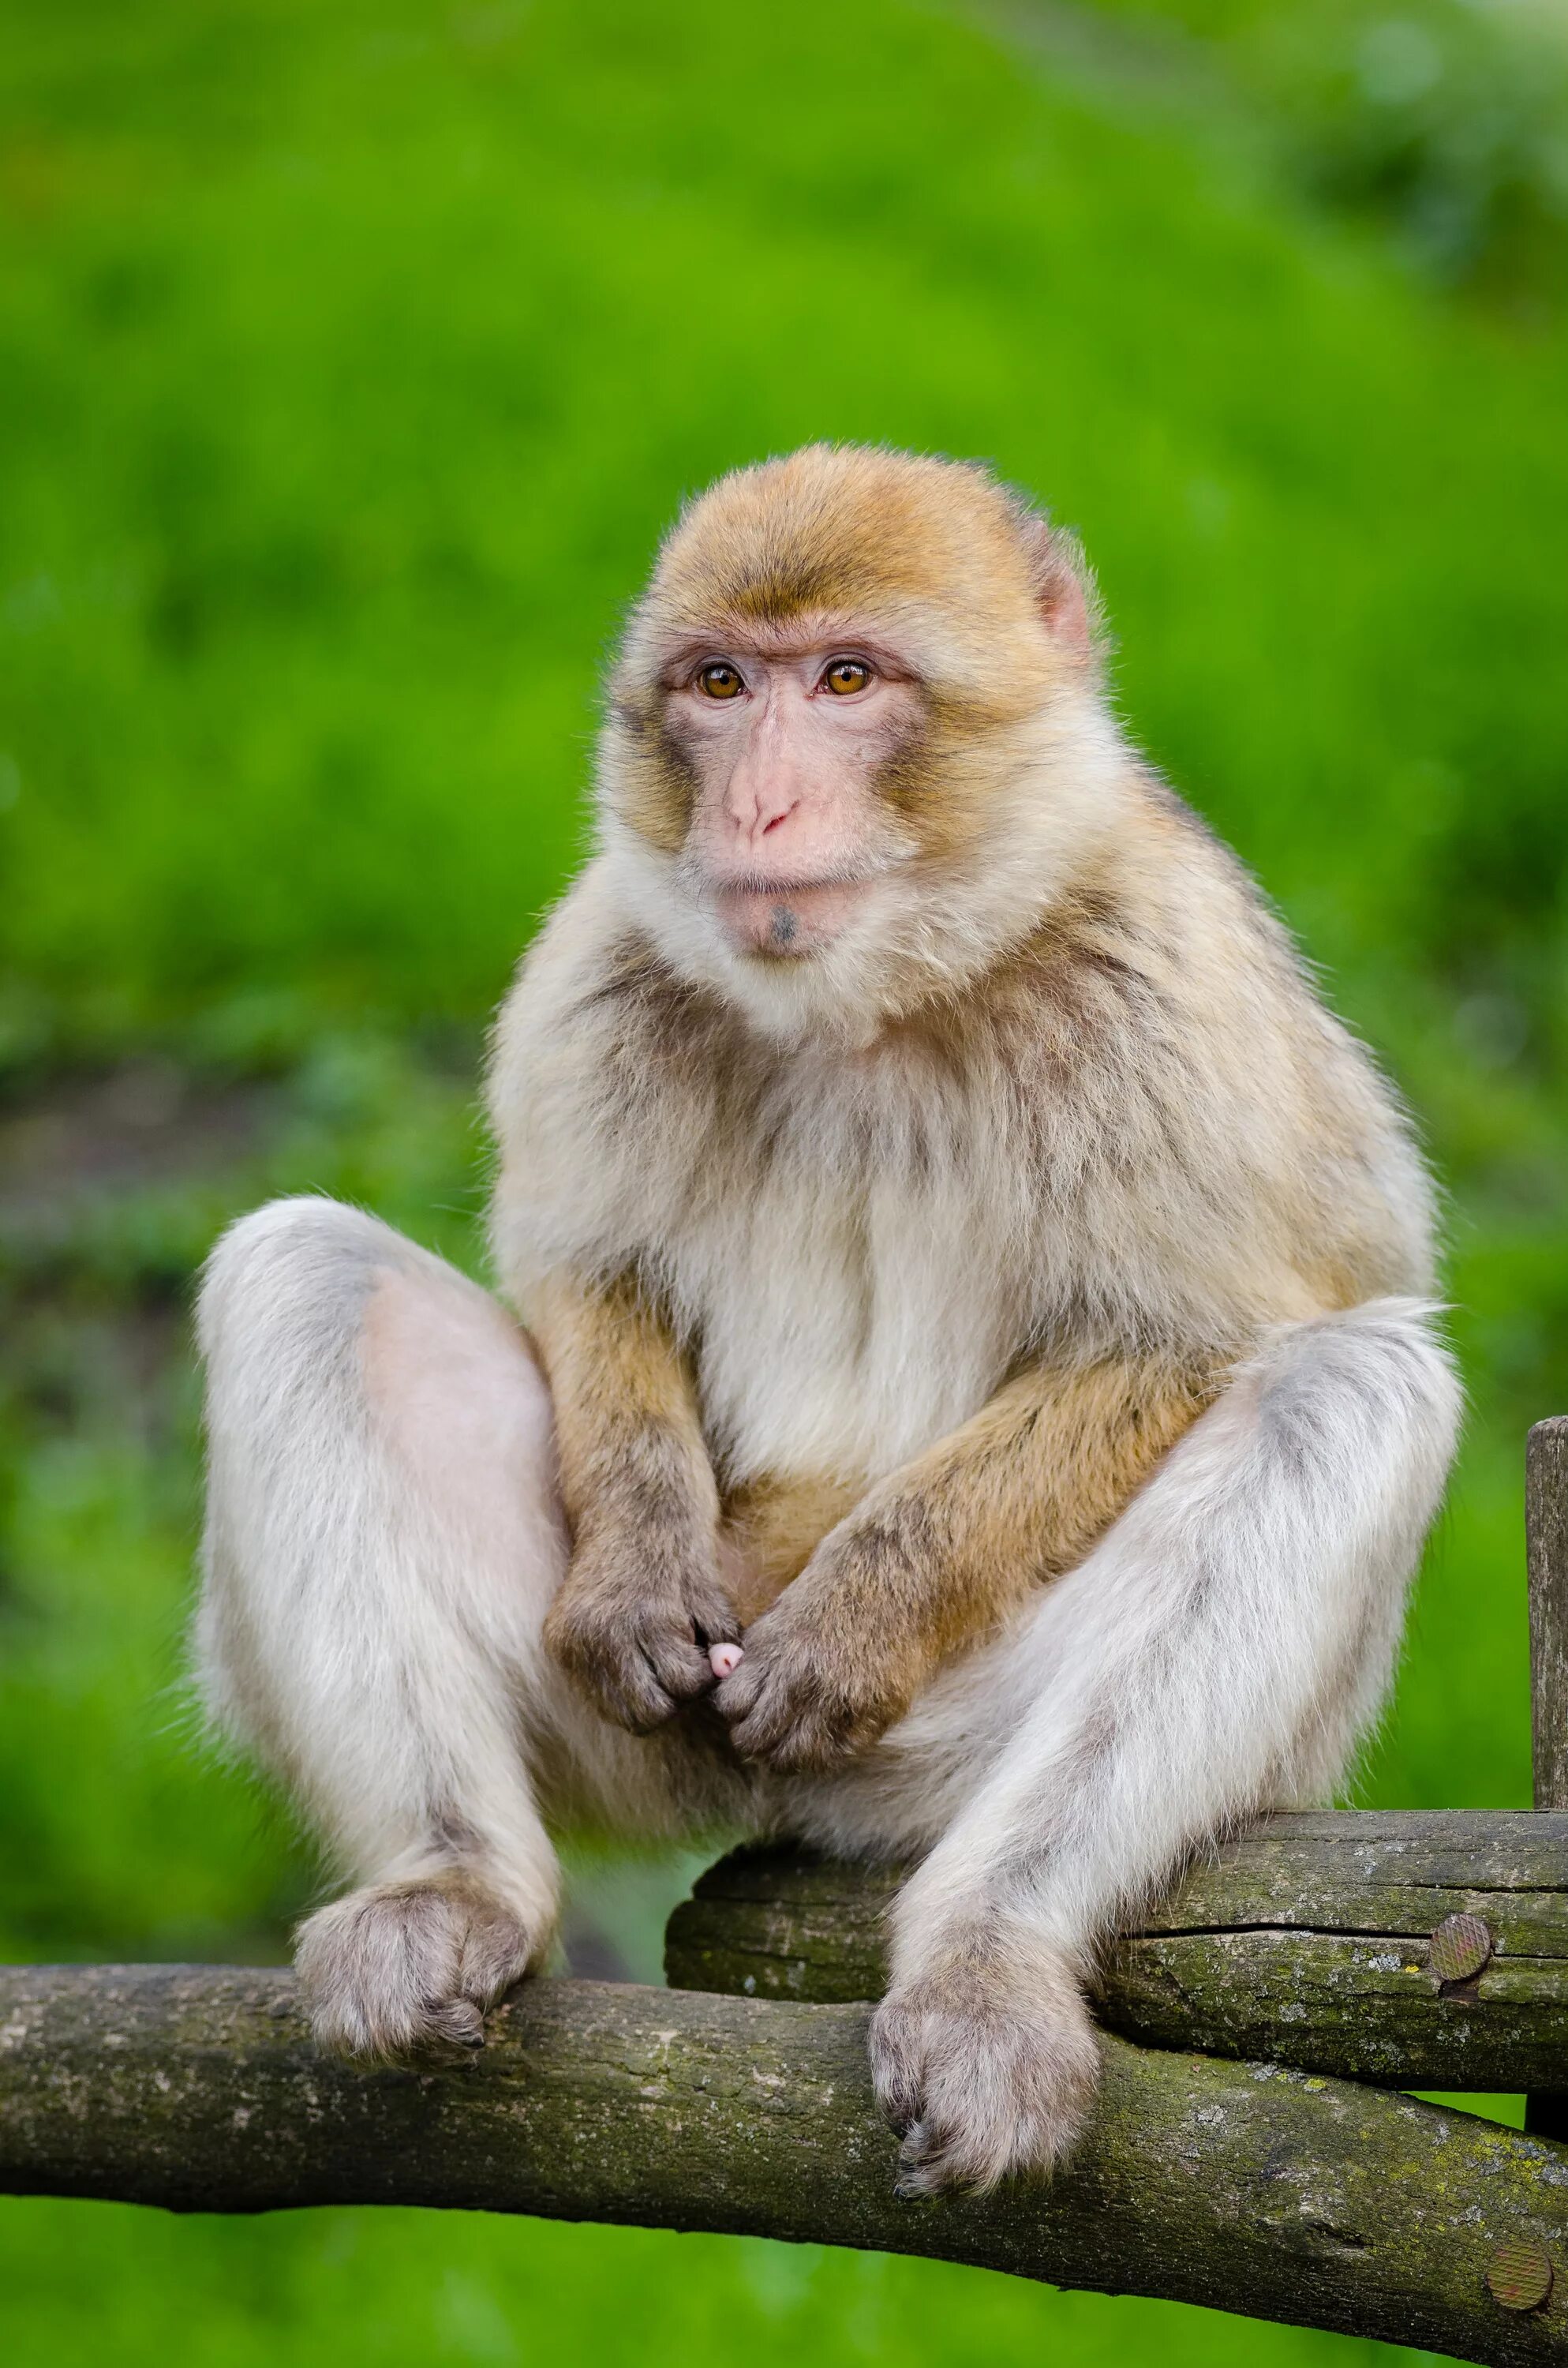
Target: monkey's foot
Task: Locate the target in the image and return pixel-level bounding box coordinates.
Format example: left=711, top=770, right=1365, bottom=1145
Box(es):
left=295, top=1870, right=536, bottom=2060
left=869, top=1936, right=1100, bottom=2197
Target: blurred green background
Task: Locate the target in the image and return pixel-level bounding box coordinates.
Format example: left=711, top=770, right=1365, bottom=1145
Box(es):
left=2, top=0, right=1566, bottom=2360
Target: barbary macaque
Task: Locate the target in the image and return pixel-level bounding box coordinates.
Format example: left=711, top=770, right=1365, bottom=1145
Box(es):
left=197, top=445, right=1459, bottom=2194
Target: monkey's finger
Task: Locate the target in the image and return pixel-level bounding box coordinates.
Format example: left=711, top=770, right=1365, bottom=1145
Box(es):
left=687, top=1587, right=743, bottom=1653
left=717, top=1666, right=788, bottom=1749
left=426, top=1998, right=487, bottom=2051
left=724, top=1710, right=780, bottom=1762
left=726, top=1664, right=859, bottom=1767
left=712, top=1654, right=764, bottom=1723
left=455, top=1901, right=531, bottom=2008
left=622, top=1669, right=683, bottom=1733
left=893, top=2125, right=953, bottom=2201
left=641, top=1623, right=717, bottom=1705
left=870, top=2025, right=925, bottom=2137
left=545, top=1612, right=669, bottom=1732
left=584, top=1647, right=679, bottom=1735
left=726, top=1683, right=810, bottom=1763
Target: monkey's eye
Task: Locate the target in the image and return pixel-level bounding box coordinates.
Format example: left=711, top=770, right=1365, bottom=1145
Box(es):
left=697, top=663, right=745, bottom=700
left=822, top=658, right=871, bottom=697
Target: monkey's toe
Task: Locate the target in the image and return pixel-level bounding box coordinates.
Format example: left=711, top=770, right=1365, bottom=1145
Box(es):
left=870, top=1943, right=1100, bottom=2195
left=295, top=1870, right=536, bottom=2062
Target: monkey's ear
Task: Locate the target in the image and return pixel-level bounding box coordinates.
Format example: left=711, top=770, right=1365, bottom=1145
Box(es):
left=1016, top=514, right=1101, bottom=669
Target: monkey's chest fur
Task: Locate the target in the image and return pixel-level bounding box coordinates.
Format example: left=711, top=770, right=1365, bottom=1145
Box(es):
left=681, top=1101, right=1041, bottom=1614
left=505, top=1006, right=1116, bottom=1489
left=673, top=1077, right=1035, bottom=1488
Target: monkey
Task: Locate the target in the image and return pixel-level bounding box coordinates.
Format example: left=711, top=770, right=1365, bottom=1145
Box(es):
left=196, top=444, right=1460, bottom=2196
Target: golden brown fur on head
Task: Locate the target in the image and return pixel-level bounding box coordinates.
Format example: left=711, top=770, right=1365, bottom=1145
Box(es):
left=597, top=444, right=1121, bottom=1043
left=625, top=443, right=1095, bottom=685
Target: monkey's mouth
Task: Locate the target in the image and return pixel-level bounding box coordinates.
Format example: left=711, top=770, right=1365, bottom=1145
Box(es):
left=710, top=877, right=871, bottom=957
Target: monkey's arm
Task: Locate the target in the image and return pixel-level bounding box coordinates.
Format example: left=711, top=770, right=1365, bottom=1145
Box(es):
left=717, top=1358, right=1215, bottom=1773
left=533, top=1271, right=739, bottom=1732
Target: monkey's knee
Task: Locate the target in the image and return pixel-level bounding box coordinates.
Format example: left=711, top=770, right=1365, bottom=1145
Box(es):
left=198, top=1195, right=404, bottom=1375
left=201, top=1194, right=558, bottom=1558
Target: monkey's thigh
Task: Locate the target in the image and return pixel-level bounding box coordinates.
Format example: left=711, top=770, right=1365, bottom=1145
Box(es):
left=199, top=1198, right=735, bottom=1849
left=347, top=1223, right=753, bottom=1845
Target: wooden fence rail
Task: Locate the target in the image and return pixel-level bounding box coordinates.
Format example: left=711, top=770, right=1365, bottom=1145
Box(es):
left=667, top=1812, right=1568, bottom=2091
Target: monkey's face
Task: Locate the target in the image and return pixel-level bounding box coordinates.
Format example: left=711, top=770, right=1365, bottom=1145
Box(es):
left=599, top=445, right=1117, bottom=1036
left=654, top=624, right=924, bottom=961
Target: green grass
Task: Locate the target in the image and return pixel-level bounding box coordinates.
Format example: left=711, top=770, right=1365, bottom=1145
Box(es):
left=0, top=2205, right=1448, bottom=2368
left=2, top=0, right=1566, bottom=2361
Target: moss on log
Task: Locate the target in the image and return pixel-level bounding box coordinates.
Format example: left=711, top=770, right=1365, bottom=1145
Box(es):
left=664, top=1812, right=1568, bottom=2090
left=4, top=1963, right=1568, bottom=2363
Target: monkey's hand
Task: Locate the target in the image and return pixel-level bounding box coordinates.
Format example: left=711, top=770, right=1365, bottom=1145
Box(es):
left=544, top=1527, right=740, bottom=1735
left=715, top=1518, right=926, bottom=1773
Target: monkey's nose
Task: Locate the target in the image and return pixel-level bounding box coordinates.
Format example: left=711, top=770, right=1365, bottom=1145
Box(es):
left=729, top=800, right=800, bottom=849
left=723, top=771, right=802, bottom=848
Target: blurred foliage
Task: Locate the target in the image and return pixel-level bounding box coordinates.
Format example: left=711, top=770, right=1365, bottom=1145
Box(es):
left=1075, top=0, right=1568, bottom=301
left=1278, top=1, right=1568, bottom=295
left=1, top=0, right=1566, bottom=2362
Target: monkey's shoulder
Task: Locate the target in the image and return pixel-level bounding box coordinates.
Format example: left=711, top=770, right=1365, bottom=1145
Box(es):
left=942, top=836, right=1435, bottom=1303
left=492, top=867, right=740, bottom=1095
left=939, top=851, right=1300, bottom=1107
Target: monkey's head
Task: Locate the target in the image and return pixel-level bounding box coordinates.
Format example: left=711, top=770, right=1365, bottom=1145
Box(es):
left=600, top=444, right=1125, bottom=1040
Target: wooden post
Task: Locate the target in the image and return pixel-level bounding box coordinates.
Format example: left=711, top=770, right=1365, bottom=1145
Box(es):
left=1525, top=1417, right=1568, bottom=2141
left=1529, top=1419, right=1568, bottom=1810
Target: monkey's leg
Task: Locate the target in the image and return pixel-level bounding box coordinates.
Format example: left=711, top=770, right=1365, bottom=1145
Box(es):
left=855, top=1301, right=1459, bottom=2195
left=718, top=1355, right=1213, bottom=1773
left=198, top=1198, right=578, bottom=2058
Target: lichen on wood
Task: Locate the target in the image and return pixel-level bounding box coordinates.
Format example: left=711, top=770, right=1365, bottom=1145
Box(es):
left=664, top=1812, right=1568, bottom=2091
left=4, top=1962, right=1568, bottom=2364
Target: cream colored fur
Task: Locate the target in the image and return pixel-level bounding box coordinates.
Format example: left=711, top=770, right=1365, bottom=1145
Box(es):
left=490, top=777, right=1435, bottom=1490
left=196, top=445, right=1459, bottom=2190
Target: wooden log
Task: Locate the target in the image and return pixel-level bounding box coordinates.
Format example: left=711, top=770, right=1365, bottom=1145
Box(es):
left=4, top=1962, right=1568, bottom=2366
left=665, top=1812, right=1568, bottom=2090
left=1527, top=1415, right=1568, bottom=2139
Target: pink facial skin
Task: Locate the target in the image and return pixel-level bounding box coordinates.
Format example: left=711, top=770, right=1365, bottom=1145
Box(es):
left=662, top=629, right=921, bottom=957
left=709, top=1641, right=744, bottom=1681
left=711, top=877, right=873, bottom=957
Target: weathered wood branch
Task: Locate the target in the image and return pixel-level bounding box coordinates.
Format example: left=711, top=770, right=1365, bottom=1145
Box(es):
left=667, top=1812, right=1568, bottom=2090
left=4, top=1962, right=1568, bottom=2365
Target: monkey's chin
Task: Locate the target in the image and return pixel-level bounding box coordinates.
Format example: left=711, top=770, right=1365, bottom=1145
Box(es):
left=712, top=880, right=868, bottom=958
